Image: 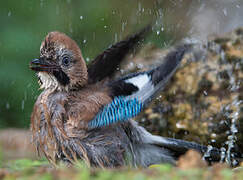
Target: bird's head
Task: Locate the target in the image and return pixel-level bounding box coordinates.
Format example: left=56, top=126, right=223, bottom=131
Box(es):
left=30, top=31, right=88, bottom=91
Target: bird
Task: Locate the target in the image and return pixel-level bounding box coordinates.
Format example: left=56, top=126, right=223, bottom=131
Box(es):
left=30, top=25, right=222, bottom=168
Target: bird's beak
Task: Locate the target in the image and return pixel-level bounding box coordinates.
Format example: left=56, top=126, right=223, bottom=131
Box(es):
left=30, top=57, right=59, bottom=72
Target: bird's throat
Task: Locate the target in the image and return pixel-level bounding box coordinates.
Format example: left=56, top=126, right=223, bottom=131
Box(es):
left=38, top=72, right=59, bottom=90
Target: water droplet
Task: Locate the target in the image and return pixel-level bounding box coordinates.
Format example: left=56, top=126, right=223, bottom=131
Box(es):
left=236, top=4, right=240, bottom=8
left=69, top=23, right=73, bottom=33
left=138, top=2, right=141, bottom=12
left=86, top=57, right=90, bottom=62
left=80, top=16, right=83, bottom=20
left=203, top=90, right=208, bottom=96
left=83, top=39, right=87, bottom=44
left=122, top=22, right=127, bottom=32
left=220, top=147, right=226, bottom=162
left=6, top=102, right=10, bottom=109
left=21, top=100, right=25, bottom=110
left=129, top=62, right=134, bottom=68
left=203, top=145, right=213, bottom=160
left=24, top=91, right=27, bottom=100
left=40, top=0, right=44, bottom=8
left=114, top=33, right=118, bottom=42
left=104, top=25, right=107, bottom=29
left=56, top=5, right=59, bottom=15
left=232, top=159, right=239, bottom=166
left=156, top=31, right=160, bottom=35
left=176, top=122, right=186, bottom=129
left=198, top=3, right=205, bottom=12
left=222, top=8, right=227, bottom=16
left=137, top=63, right=144, bottom=69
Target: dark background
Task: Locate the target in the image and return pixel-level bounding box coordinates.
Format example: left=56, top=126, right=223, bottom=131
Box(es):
left=0, top=0, right=242, bottom=128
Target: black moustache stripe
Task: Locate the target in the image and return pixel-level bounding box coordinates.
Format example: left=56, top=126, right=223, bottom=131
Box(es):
left=53, top=70, right=70, bottom=86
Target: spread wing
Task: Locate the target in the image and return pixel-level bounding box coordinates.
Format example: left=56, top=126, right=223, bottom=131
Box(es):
left=88, top=44, right=191, bottom=129
left=87, top=25, right=151, bottom=84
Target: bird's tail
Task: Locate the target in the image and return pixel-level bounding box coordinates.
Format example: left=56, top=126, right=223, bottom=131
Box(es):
left=129, top=121, right=222, bottom=167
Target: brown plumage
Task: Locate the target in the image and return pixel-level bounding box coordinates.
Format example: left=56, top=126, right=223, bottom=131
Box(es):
left=30, top=28, right=152, bottom=166
left=30, top=27, right=224, bottom=168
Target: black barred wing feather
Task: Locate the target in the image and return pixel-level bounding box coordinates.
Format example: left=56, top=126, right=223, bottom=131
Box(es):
left=87, top=25, right=151, bottom=84
left=88, top=44, right=191, bottom=129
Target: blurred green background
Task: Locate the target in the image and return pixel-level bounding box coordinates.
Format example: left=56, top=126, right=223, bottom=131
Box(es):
left=0, top=0, right=187, bottom=128
left=1, top=0, right=242, bottom=128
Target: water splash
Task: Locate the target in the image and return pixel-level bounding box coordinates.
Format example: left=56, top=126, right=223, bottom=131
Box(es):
left=219, top=48, right=241, bottom=166
left=202, top=145, right=213, bottom=161
left=220, top=147, right=226, bottom=162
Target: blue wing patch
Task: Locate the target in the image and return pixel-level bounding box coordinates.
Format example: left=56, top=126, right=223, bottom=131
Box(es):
left=88, top=96, right=143, bottom=128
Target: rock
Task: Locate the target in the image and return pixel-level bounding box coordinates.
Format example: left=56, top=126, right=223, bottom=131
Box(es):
left=177, top=150, right=207, bottom=169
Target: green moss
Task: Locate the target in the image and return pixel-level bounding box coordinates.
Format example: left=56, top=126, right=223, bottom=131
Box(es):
left=6, top=159, right=49, bottom=171
left=220, top=169, right=234, bottom=180
left=1, top=159, right=243, bottom=180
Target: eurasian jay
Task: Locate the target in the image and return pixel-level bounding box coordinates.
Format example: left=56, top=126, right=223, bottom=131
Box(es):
left=30, top=26, right=222, bottom=168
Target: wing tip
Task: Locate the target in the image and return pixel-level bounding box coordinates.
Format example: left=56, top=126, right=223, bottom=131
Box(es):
left=174, top=43, right=193, bottom=55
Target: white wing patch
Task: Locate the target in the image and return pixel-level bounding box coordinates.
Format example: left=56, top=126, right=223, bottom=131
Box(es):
left=125, top=74, right=150, bottom=89
left=125, top=73, right=155, bottom=102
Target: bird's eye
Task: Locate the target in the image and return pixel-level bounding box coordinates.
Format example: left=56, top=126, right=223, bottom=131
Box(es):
left=62, top=56, right=70, bottom=66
